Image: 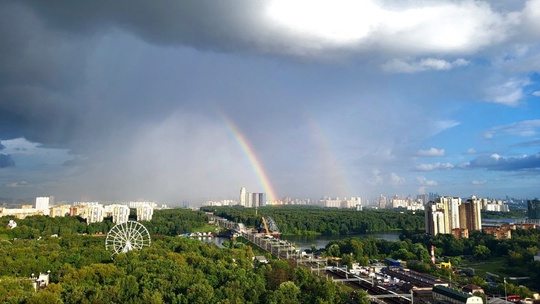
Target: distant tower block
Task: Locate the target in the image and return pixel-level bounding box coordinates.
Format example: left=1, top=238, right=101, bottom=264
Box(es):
left=240, top=187, right=247, bottom=207
left=35, top=196, right=52, bottom=216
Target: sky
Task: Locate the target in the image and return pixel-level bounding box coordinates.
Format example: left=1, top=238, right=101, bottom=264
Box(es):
left=1, top=0, right=540, bottom=205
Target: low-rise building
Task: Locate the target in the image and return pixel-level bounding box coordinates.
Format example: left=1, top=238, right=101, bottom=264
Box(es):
left=452, top=228, right=470, bottom=239
left=462, top=284, right=484, bottom=294
left=0, top=205, right=43, bottom=219
left=432, top=285, right=483, bottom=304
left=483, top=225, right=512, bottom=239
left=50, top=205, right=71, bottom=217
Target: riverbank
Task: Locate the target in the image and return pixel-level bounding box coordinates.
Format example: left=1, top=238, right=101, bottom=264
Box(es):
left=281, top=231, right=401, bottom=251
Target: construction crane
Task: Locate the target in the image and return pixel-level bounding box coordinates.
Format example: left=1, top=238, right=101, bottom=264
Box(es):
left=262, top=216, right=270, bottom=236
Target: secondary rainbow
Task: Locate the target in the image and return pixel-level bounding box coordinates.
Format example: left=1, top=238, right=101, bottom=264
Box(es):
left=222, top=116, right=278, bottom=203
left=306, top=115, right=354, bottom=196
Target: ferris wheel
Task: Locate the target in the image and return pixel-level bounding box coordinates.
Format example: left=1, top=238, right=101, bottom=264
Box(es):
left=105, top=221, right=151, bottom=256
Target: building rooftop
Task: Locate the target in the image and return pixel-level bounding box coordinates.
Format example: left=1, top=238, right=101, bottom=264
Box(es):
left=433, top=285, right=472, bottom=302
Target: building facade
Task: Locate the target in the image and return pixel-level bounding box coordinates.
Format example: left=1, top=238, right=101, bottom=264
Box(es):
left=105, top=204, right=130, bottom=224
left=527, top=199, right=540, bottom=224
left=36, top=196, right=53, bottom=216
left=425, top=196, right=482, bottom=237
left=432, top=285, right=483, bottom=304
left=240, top=187, right=247, bottom=207
left=136, top=203, right=154, bottom=221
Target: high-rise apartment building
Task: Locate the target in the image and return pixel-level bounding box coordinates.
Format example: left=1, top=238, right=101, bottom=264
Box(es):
left=425, top=201, right=446, bottom=235
left=35, top=196, right=53, bottom=216
left=239, top=187, right=266, bottom=208
left=378, top=195, right=387, bottom=209
left=137, top=203, right=154, bottom=221
left=438, top=196, right=461, bottom=231
left=104, top=204, right=130, bottom=224
left=527, top=199, right=540, bottom=224
left=240, top=187, right=247, bottom=207
left=425, top=196, right=482, bottom=237
left=460, top=197, right=482, bottom=232
left=86, top=204, right=105, bottom=224
left=251, top=193, right=266, bottom=208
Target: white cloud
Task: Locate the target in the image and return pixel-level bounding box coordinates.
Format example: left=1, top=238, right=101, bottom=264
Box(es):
left=383, top=58, right=469, bottom=73
left=484, top=78, right=530, bottom=106
left=417, top=147, right=445, bottom=157
left=484, top=119, right=540, bottom=139
left=533, top=91, right=540, bottom=97
left=415, top=162, right=454, bottom=171
left=417, top=176, right=438, bottom=186
left=390, top=172, right=405, bottom=185
left=1, top=137, right=73, bottom=166
left=466, top=148, right=476, bottom=154
left=6, top=181, right=29, bottom=188
left=265, top=0, right=512, bottom=57
left=523, top=0, right=540, bottom=36
left=368, top=168, right=384, bottom=186
left=472, top=180, right=487, bottom=185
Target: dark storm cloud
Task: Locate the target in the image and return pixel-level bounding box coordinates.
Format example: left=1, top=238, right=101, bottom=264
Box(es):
left=0, top=2, right=90, bottom=145
left=1, top=0, right=539, bottom=201
left=0, top=0, right=278, bottom=150
left=14, top=0, right=266, bottom=51
left=0, top=154, right=15, bottom=168
left=466, top=152, right=540, bottom=171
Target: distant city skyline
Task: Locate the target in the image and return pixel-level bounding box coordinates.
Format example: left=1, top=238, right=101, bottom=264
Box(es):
left=1, top=1, right=539, bottom=203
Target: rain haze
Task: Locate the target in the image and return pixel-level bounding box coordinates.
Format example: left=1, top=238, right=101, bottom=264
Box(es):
left=1, top=0, right=540, bottom=205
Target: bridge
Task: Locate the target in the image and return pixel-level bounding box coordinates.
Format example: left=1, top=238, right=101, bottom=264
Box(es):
left=212, top=214, right=416, bottom=304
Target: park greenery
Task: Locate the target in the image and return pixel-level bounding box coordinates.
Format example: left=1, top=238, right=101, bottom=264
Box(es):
left=1, top=206, right=539, bottom=302
left=203, top=206, right=425, bottom=235
left=0, top=210, right=367, bottom=303
left=481, top=209, right=527, bottom=219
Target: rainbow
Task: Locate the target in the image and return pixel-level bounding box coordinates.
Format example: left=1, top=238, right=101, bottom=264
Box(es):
left=221, top=116, right=278, bottom=202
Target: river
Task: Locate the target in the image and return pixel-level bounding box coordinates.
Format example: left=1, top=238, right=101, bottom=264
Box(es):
left=281, top=231, right=401, bottom=251
left=206, top=219, right=526, bottom=250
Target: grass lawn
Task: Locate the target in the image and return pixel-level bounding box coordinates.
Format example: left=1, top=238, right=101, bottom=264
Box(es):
left=460, top=257, right=507, bottom=281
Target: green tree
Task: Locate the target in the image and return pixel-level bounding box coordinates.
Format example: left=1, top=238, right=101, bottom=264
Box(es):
left=350, top=289, right=370, bottom=304
left=0, top=276, right=34, bottom=304
left=473, top=245, right=491, bottom=260
left=327, top=244, right=340, bottom=258
left=268, top=281, right=301, bottom=304
left=26, top=290, right=64, bottom=304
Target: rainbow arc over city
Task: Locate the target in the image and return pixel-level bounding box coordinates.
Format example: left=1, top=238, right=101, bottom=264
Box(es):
left=221, top=116, right=278, bottom=202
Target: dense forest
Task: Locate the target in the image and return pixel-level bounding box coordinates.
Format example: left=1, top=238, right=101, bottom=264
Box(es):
left=0, top=235, right=366, bottom=303
left=204, top=206, right=425, bottom=235
left=0, top=211, right=368, bottom=303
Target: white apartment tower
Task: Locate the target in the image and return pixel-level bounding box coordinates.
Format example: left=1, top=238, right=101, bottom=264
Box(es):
left=35, top=196, right=53, bottom=216
left=86, top=204, right=105, bottom=224
left=137, top=203, right=154, bottom=221
left=425, top=196, right=482, bottom=236
left=425, top=202, right=448, bottom=235
left=240, top=187, right=247, bottom=207
left=105, top=204, right=130, bottom=224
